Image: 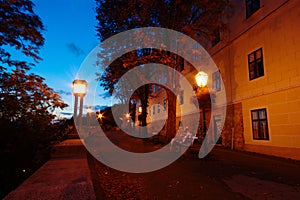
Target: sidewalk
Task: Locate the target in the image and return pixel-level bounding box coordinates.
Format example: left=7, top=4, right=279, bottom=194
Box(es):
left=4, top=139, right=96, bottom=200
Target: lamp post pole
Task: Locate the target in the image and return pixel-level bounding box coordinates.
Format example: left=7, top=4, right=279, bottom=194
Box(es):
left=79, top=95, right=84, bottom=128
left=86, top=107, right=92, bottom=127
left=73, top=95, right=78, bottom=122
left=193, top=71, right=209, bottom=139
left=202, top=105, right=207, bottom=136
left=96, top=112, right=103, bottom=127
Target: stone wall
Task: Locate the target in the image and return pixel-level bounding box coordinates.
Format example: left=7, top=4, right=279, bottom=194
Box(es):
left=222, top=103, right=245, bottom=150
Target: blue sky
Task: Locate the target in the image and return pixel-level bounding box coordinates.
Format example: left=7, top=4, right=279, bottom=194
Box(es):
left=30, top=0, right=110, bottom=117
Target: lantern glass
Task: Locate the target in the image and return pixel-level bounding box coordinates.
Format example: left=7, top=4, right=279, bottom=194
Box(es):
left=72, top=80, right=87, bottom=95
left=195, top=71, right=208, bottom=87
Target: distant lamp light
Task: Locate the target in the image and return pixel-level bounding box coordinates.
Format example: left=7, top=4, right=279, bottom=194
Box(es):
left=195, top=71, right=208, bottom=88
left=97, top=113, right=103, bottom=119
left=138, top=106, right=142, bottom=113
left=125, top=113, right=130, bottom=118
left=86, top=107, right=93, bottom=113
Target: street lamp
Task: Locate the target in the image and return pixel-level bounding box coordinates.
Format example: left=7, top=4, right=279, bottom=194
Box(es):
left=86, top=106, right=93, bottom=126
left=96, top=112, right=103, bottom=126
left=193, top=71, right=210, bottom=138
left=97, top=113, right=103, bottom=119
left=138, top=106, right=143, bottom=126
left=195, top=71, right=208, bottom=88
left=72, top=79, right=88, bottom=129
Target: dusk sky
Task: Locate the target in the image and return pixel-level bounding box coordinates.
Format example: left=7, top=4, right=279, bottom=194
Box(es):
left=29, top=0, right=108, bottom=117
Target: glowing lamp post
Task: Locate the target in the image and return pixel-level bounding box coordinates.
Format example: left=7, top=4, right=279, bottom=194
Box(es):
left=97, top=113, right=103, bottom=120
left=137, top=106, right=142, bottom=127
left=97, top=112, right=103, bottom=126
left=86, top=107, right=93, bottom=126
left=72, top=80, right=88, bottom=128
left=193, top=71, right=210, bottom=137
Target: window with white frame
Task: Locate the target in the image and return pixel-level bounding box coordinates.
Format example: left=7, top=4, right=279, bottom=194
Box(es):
left=248, top=48, right=264, bottom=80
left=251, top=108, right=269, bottom=140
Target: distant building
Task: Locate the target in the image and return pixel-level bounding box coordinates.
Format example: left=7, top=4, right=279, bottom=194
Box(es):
left=147, top=0, right=300, bottom=160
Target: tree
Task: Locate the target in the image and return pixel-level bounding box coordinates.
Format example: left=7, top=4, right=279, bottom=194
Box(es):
left=95, top=0, right=229, bottom=139
left=0, top=69, right=68, bottom=122
left=0, top=1, right=67, bottom=197
left=0, top=0, right=67, bottom=125
left=0, top=0, right=44, bottom=71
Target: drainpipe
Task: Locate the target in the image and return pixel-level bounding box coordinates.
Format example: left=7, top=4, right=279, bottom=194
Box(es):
left=231, top=127, right=234, bottom=150
left=231, top=103, right=235, bottom=150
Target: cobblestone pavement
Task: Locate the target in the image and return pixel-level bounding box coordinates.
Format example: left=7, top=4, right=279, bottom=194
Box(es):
left=87, top=131, right=300, bottom=200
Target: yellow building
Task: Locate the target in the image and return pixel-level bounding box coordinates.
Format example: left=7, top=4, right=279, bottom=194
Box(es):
left=147, top=0, right=300, bottom=160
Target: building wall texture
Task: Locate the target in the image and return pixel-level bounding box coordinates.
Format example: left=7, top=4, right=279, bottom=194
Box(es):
left=214, top=0, right=300, bottom=160
left=146, top=0, right=300, bottom=160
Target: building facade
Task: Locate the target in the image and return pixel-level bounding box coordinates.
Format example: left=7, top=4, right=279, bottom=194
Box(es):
left=147, top=0, right=300, bottom=160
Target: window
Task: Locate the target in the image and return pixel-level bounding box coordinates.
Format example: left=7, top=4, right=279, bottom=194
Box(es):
left=153, top=84, right=157, bottom=93
left=164, top=73, right=168, bottom=84
left=157, top=103, right=160, bottom=113
left=179, top=120, right=183, bottom=127
left=212, top=70, right=221, bottom=91
left=211, top=27, right=220, bottom=46
left=248, top=48, right=264, bottom=80
left=194, top=53, right=198, bottom=61
left=179, top=57, right=184, bottom=71
left=152, top=105, right=155, bottom=115
left=246, top=0, right=260, bottom=18
left=157, top=78, right=161, bottom=90
left=193, top=43, right=199, bottom=61
left=251, top=108, right=269, bottom=140
left=193, top=43, right=199, bottom=49
left=163, top=99, right=167, bottom=110
left=179, top=90, right=184, bottom=105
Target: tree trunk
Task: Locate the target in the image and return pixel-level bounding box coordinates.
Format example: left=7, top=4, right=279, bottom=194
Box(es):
left=138, top=85, right=149, bottom=129
left=166, top=89, right=177, bottom=142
